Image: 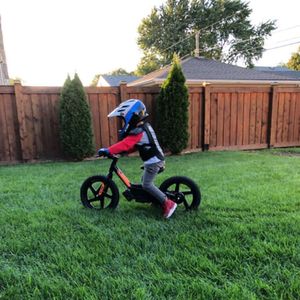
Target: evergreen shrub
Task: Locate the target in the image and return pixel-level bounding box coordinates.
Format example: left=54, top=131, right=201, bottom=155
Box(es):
left=59, top=74, right=94, bottom=160
left=156, top=54, right=189, bottom=154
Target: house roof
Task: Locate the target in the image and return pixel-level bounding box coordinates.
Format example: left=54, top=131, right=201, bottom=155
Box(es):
left=128, top=56, right=300, bottom=86
left=98, top=75, right=140, bottom=86
left=254, top=66, right=300, bottom=79
left=254, top=66, right=291, bottom=72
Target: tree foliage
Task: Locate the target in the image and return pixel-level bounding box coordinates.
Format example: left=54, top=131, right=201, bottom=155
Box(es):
left=108, top=68, right=134, bottom=76
left=136, top=52, right=165, bottom=76
left=156, top=54, right=189, bottom=154
left=90, top=74, right=100, bottom=87
left=285, top=46, right=300, bottom=71
left=137, top=0, right=276, bottom=74
left=59, top=74, right=95, bottom=160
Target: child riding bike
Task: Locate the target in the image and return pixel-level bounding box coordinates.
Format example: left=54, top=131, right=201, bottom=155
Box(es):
left=97, top=99, right=177, bottom=219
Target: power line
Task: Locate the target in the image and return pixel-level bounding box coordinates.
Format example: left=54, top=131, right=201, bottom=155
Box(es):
left=224, top=40, right=300, bottom=62
left=273, top=25, right=300, bottom=34
left=162, top=35, right=193, bottom=53
left=163, top=39, right=300, bottom=72
left=203, top=37, right=300, bottom=60
left=200, top=10, right=242, bottom=32
left=271, top=35, right=300, bottom=45
left=162, top=10, right=242, bottom=53
left=265, top=40, right=300, bottom=51
left=159, top=11, right=300, bottom=58
left=163, top=35, right=300, bottom=68
left=204, top=35, right=300, bottom=54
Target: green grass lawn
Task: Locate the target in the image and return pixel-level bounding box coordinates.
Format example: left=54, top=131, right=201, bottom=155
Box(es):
left=0, top=149, right=299, bottom=299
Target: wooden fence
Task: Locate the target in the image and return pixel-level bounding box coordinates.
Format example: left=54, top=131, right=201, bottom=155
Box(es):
left=0, top=83, right=299, bottom=163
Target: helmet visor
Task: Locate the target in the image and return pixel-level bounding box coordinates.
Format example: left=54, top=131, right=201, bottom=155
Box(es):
left=107, top=99, right=139, bottom=118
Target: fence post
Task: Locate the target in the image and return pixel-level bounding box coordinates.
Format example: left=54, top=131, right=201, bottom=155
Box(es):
left=120, top=81, right=128, bottom=101
left=14, top=81, right=29, bottom=161
left=269, top=86, right=278, bottom=148
left=203, top=84, right=211, bottom=150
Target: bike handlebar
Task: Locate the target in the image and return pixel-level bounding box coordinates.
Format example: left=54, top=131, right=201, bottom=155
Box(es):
left=96, top=153, right=120, bottom=160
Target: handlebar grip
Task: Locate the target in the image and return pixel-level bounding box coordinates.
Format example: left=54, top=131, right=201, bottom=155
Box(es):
left=96, top=153, right=119, bottom=159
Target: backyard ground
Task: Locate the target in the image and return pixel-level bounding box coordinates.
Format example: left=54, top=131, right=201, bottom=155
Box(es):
left=0, top=149, right=299, bottom=299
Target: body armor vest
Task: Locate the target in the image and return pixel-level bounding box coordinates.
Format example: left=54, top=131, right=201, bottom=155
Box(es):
left=134, top=123, right=164, bottom=162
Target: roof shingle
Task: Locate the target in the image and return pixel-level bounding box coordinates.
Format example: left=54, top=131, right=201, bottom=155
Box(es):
left=129, top=57, right=300, bottom=86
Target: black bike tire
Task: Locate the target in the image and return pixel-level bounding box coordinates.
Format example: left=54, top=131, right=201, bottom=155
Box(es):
left=80, top=175, right=119, bottom=210
left=159, top=176, right=201, bottom=209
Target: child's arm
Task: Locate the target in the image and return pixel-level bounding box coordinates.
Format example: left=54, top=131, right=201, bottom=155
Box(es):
left=108, top=132, right=143, bottom=155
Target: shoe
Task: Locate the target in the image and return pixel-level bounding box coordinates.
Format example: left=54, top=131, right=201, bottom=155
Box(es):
left=163, top=199, right=177, bottom=219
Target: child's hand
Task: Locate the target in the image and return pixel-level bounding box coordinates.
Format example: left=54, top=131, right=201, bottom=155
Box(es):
left=97, top=148, right=110, bottom=157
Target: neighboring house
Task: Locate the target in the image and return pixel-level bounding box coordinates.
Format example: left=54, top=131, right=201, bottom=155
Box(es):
left=128, top=56, right=300, bottom=87
left=254, top=66, right=300, bottom=80
left=97, top=75, right=140, bottom=87
left=0, top=16, right=9, bottom=85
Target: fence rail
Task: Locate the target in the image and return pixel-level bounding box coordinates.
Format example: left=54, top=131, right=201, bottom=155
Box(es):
left=0, top=83, right=299, bottom=163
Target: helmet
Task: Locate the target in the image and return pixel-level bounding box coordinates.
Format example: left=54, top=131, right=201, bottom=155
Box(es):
left=108, top=99, right=149, bottom=139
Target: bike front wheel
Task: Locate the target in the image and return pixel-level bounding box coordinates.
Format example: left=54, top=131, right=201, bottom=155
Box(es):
left=160, top=176, right=201, bottom=210
left=80, top=175, right=119, bottom=210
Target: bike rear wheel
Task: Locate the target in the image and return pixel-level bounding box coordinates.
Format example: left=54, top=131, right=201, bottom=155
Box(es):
left=160, top=176, right=201, bottom=210
left=80, top=175, right=119, bottom=210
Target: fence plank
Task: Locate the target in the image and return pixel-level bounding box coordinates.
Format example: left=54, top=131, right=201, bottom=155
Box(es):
left=99, top=94, right=110, bottom=147
left=199, top=91, right=203, bottom=149
left=50, top=94, right=60, bottom=157
left=145, top=93, right=155, bottom=126
left=270, top=87, right=278, bottom=147
left=89, top=93, right=101, bottom=148
left=4, top=94, right=20, bottom=160
left=210, top=93, right=217, bottom=148
left=188, top=95, right=192, bottom=149
left=276, top=93, right=285, bottom=144
left=294, top=93, right=300, bottom=142
left=289, top=93, right=296, bottom=142
left=107, top=93, right=119, bottom=145
left=31, top=94, right=43, bottom=158
left=249, top=93, right=256, bottom=144
left=14, top=82, right=28, bottom=160
left=204, top=86, right=211, bottom=148
left=282, top=93, right=290, bottom=143
left=223, top=93, right=231, bottom=147
left=0, top=96, right=10, bottom=161
left=41, top=94, right=53, bottom=158
left=243, top=93, right=250, bottom=145
left=261, top=93, right=269, bottom=144
left=190, top=92, right=201, bottom=149
left=255, top=92, right=262, bottom=144
left=236, top=93, right=244, bottom=146
left=230, top=93, right=237, bottom=146
left=217, top=93, right=224, bottom=146
left=23, top=94, right=35, bottom=159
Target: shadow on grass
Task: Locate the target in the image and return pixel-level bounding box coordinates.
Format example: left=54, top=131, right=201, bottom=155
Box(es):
left=65, top=199, right=204, bottom=224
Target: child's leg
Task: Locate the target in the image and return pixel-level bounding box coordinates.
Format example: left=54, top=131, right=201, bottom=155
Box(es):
left=142, top=162, right=166, bottom=205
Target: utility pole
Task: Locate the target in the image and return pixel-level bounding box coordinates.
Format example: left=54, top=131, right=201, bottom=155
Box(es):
left=194, top=31, right=200, bottom=57
left=0, top=16, right=9, bottom=85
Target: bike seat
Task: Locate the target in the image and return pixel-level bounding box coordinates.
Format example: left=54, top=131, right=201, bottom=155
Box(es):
left=140, top=165, right=165, bottom=174
left=131, top=183, right=143, bottom=189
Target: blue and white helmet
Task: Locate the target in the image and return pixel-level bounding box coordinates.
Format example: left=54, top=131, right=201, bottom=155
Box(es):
left=108, top=99, right=148, bottom=139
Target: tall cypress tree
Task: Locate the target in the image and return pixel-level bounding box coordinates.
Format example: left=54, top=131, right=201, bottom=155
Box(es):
left=156, top=54, right=189, bottom=154
left=59, top=73, right=94, bottom=160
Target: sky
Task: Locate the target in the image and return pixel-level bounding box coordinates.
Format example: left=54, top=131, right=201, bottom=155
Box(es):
left=1, top=0, right=300, bottom=86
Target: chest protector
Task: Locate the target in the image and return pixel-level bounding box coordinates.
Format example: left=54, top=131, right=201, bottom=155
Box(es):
left=134, top=123, right=164, bottom=162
